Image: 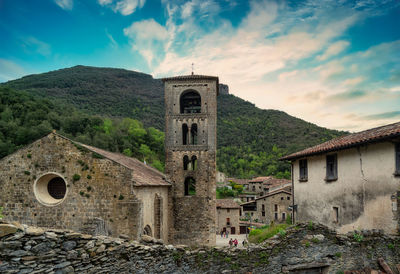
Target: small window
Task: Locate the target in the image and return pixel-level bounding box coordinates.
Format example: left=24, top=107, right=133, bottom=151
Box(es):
left=287, top=196, right=290, bottom=200
left=333, top=206, right=339, bottom=223
left=183, top=155, right=189, bottom=170
left=274, top=204, right=278, bottom=211
left=274, top=213, right=278, bottom=220
left=182, top=124, right=188, bottom=145
left=326, top=154, right=338, bottom=181
left=227, top=209, right=230, bottom=213
left=395, top=143, right=400, bottom=175
left=191, top=124, right=198, bottom=145
left=299, top=159, right=308, bottom=181
left=191, top=155, right=197, bottom=171
left=282, top=212, right=286, bottom=221
left=184, top=177, right=196, bottom=196
left=226, top=218, right=230, bottom=226
left=281, top=197, right=284, bottom=200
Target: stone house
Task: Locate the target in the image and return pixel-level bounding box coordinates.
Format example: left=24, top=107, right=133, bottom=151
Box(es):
left=216, top=199, right=240, bottom=235
left=240, top=189, right=292, bottom=224
left=281, top=122, right=400, bottom=234
left=248, top=176, right=291, bottom=197
left=0, top=132, right=170, bottom=242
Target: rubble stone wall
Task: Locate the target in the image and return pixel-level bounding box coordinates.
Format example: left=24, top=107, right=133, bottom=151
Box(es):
left=1, top=221, right=399, bottom=274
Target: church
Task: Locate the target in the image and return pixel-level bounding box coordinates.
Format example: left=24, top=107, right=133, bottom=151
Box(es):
left=0, top=74, right=219, bottom=246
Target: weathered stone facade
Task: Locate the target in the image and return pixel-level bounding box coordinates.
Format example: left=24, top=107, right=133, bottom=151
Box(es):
left=0, top=133, right=170, bottom=242
left=163, top=75, right=218, bottom=246
left=1, top=221, right=399, bottom=273
left=216, top=200, right=240, bottom=235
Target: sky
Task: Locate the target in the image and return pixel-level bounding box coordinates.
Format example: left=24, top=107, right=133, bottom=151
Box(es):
left=0, top=0, right=399, bottom=132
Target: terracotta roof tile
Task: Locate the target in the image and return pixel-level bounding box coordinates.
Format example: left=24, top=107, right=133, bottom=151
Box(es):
left=216, top=199, right=241, bottom=209
left=281, top=121, right=400, bottom=161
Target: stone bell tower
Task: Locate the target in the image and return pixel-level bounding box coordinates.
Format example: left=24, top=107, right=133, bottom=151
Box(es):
left=162, top=74, right=218, bottom=246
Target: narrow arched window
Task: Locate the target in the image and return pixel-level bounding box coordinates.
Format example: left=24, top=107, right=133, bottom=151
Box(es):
left=184, top=177, right=196, bottom=196
left=183, top=155, right=189, bottom=170
left=191, top=156, right=197, bottom=171
left=180, top=90, right=201, bottom=113
left=182, top=124, right=188, bottom=145
left=191, top=124, right=198, bottom=145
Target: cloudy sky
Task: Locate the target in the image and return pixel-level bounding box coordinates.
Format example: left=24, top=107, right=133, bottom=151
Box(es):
left=0, top=0, right=399, bottom=131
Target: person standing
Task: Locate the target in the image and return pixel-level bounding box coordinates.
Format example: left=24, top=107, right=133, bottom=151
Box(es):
left=229, top=238, right=233, bottom=247
left=233, top=238, right=238, bottom=247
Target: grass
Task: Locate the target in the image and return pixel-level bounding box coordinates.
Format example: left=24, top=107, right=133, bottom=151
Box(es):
left=249, top=223, right=289, bottom=243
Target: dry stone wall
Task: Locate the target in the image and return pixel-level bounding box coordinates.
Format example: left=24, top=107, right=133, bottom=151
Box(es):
left=1, top=221, right=399, bottom=274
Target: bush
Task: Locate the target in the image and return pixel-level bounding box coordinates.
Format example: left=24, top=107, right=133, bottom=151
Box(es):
left=0, top=206, right=3, bottom=219
left=353, top=232, right=363, bottom=242
left=249, top=223, right=289, bottom=243
left=73, top=174, right=81, bottom=182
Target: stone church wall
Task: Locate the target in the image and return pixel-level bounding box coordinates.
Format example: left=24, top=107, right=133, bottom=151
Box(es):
left=0, top=133, right=142, bottom=239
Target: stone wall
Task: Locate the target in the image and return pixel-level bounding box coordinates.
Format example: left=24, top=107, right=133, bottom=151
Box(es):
left=0, top=223, right=400, bottom=274
left=255, top=192, right=292, bottom=224
left=0, top=133, right=168, bottom=241
left=1, top=221, right=399, bottom=274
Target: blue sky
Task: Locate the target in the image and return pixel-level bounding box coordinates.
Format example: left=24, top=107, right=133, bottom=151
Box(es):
left=0, top=0, right=399, bottom=131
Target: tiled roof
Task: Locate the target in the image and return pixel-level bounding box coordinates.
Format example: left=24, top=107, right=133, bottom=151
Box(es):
left=249, top=176, right=272, bottom=183
left=216, top=199, right=241, bottom=209
left=161, top=74, right=219, bottom=82
left=281, top=121, right=400, bottom=161
left=262, top=178, right=291, bottom=187
left=54, top=133, right=170, bottom=187
left=255, top=189, right=292, bottom=201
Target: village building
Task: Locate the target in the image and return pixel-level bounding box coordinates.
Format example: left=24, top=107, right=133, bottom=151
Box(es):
left=216, top=199, right=240, bottom=235
left=0, top=132, right=170, bottom=242
left=247, top=176, right=291, bottom=196
left=240, top=189, right=292, bottom=224
left=216, top=171, right=226, bottom=183
left=281, top=122, right=400, bottom=234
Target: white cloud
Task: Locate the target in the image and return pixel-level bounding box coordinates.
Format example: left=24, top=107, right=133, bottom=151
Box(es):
left=343, top=77, right=364, bottom=86
left=98, top=0, right=146, bottom=15
left=54, top=0, right=73, bottom=10
left=317, top=40, right=350, bottom=61
left=0, top=59, right=26, bottom=82
left=21, top=36, right=51, bottom=56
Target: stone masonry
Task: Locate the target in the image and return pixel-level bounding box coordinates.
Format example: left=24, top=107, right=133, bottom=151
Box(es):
left=163, top=75, right=219, bottom=246
left=1, top=221, right=399, bottom=273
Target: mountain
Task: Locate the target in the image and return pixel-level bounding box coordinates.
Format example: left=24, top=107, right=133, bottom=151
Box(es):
left=2, top=65, right=346, bottom=178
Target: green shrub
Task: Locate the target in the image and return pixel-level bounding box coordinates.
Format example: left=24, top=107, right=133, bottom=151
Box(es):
left=87, top=175, right=92, bottom=179
left=308, top=221, right=313, bottom=230
left=73, top=174, right=81, bottom=182
left=388, top=243, right=394, bottom=249
left=286, top=214, right=292, bottom=225
left=335, top=252, right=342, bottom=258
left=92, top=152, right=104, bottom=159
left=118, top=194, right=124, bottom=200
left=87, top=186, right=92, bottom=192
left=27, top=154, right=31, bottom=158
left=0, top=206, right=3, bottom=219
left=353, top=232, right=363, bottom=242
left=24, top=171, right=30, bottom=175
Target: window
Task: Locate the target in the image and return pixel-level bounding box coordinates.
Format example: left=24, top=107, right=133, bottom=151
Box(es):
left=274, top=213, right=278, bottom=220
left=282, top=212, right=286, bottom=221
left=180, top=90, right=201, bottom=113
left=227, top=209, right=230, bottom=213
left=182, top=124, right=188, bottom=145
left=183, top=155, right=189, bottom=170
left=281, top=197, right=284, bottom=200
left=261, top=204, right=265, bottom=217
left=396, top=143, right=400, bottom=175
left=191, top=124, right=198, bottom=145
left=226, top=218, right=230, bottom=226
left=184, top=177, right=196, bottom=196
left=274, top=204, right=278, bottom=211
left=333, top=207, right=339, bottom=223
left=299, top=159, right=308, bottom=181
left=287, top=196, right=290, bottom=200
left=191, top=156, right=197, bottom=170
left=326, top=154, right=338, bottom=181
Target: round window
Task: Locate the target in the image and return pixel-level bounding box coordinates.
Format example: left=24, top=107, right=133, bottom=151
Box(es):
left=34, top=173, right=67, bottom=206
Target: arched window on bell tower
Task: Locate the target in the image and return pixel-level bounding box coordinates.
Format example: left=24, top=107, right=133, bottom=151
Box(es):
left=182, top=124, right=188, bottom=145
left=183, top=155, right=189, bottom=170
left=191, top=156, right=197, bottom=171
left=184, top=177, right=196, bottom=196
left=191, top=123, right=198, bottom=145
left=180, top=90, right=201, bottom=114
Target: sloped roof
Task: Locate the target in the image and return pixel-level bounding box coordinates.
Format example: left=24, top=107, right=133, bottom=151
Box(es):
left=240, top=189, right=292, bottom=206
left=249, top=176, right=272, bottom=183
left=54, top=133, right=170, bottom=187
left=225, top=178, right=251, bottom=185
left=281, top=121, right=400, bottom=161
left=263, top=178, right=291, bottom=187
left=216, top=199, right=241, bottom=209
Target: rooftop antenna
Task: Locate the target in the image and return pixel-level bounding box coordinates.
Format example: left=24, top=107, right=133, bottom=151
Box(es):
left=191, top=63, right=194, bottom=75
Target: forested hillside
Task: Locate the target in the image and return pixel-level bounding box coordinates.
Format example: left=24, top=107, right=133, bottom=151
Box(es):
left=3, top=66, right=346, bottom=178
left=0, top=87, right=165, bottom=171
